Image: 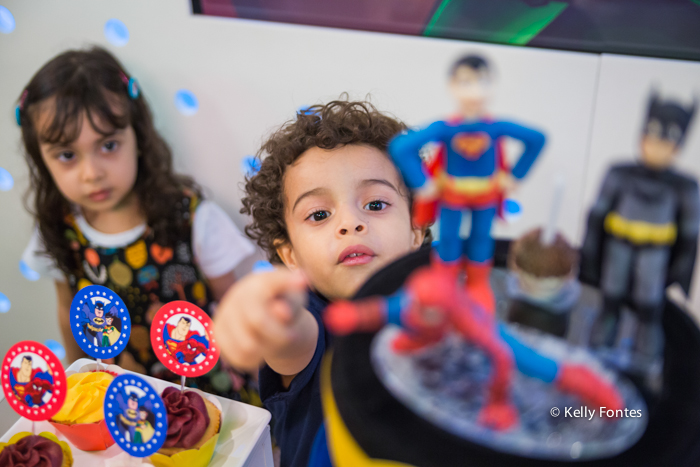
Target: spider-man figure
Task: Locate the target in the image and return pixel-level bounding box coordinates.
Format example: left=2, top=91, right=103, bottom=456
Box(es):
left=325, top=266, right=623, bottom=430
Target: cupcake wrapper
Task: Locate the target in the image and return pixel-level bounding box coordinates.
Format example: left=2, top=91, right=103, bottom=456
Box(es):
left=48, top=364, right=124, bottom=451
left=49, top=418, right=115, bottom=451
left=149, top=433, right=219, bottom=467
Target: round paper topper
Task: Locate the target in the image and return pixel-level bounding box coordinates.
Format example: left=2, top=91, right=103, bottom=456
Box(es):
left=104, top=374, right=167, bottom=457
left=1, top=341, right=67, bottom=421
left=70, top=285, right=131, bottom=359
left=150, top=301, right=219, bottom=377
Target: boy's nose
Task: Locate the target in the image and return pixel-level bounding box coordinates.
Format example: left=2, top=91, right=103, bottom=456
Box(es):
left=338, top=221, right=367, bottom=235
left=339, top=224, right=365, bottom=235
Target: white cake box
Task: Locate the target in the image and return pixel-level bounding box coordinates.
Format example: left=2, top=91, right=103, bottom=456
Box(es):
left=0, top=359, right=273, bottom=467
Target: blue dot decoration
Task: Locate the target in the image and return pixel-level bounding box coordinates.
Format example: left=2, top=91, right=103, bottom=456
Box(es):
left=19, top=260, right=40, bottom=281
left=104, top=19, right=129, bottom=47
left=0, top=6, right=16, bottom=34
left=45, top=339, right=66, bottom=360
left=0, top=167, right=14, bottom=191
left=241, top=156, right=261, bottom=178
left=0, top=292, right=10, bottom=313
left=252, top=261, right=275, bottom=274
left=503, top=198, right=523, bottom=223
left=297, top=105, right=320, bottom=117
left=174, top=90, right=199, bottom=116
left=504, top=199, right=521, bottom=214
left=104, top=374, right=167, bottom=457
left=70, top=285, right=132, bottom=359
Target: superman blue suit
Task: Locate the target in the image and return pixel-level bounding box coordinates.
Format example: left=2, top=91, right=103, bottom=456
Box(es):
left=389, top=119, right=545, bottom=312
left=9, top=367, right=54, bottom=407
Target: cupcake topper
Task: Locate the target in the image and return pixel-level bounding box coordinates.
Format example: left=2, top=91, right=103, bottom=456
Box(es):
left=150, top=301, right=220, bottom=388
left=104, top=374, right=168, bottom=458
left=70, top=285, right=132, bottom=368
left=2, top=341, right=67, bottom=425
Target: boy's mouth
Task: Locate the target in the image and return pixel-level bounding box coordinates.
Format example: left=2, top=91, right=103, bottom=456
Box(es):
left=338, top=245, right=376, bottom=266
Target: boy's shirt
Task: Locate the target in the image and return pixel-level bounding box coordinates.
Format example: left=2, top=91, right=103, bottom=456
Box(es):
left=260, top=290, right=331, bottom=467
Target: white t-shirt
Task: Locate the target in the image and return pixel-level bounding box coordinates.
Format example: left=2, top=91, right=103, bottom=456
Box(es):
left=22, top=200, right=255, bottom=282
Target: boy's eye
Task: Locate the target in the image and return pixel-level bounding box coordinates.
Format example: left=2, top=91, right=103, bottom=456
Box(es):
left=102, top=140, right=118, bottom=152
left=365, top=200, right=389, bottom=211
left=57, top=151, right=76, bottom=162
left=307, top=210, right=330, bottom=222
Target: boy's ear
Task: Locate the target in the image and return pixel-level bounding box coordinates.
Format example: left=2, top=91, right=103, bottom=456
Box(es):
left=275, top=240, right=299, bottom=271
left=411, top=223, right=427, bottom=250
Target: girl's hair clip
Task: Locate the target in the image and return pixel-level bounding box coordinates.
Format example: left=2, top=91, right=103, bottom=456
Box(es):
left=15, top=89, right=28, bottom=127
left=120, top=71, right=140, bottom=100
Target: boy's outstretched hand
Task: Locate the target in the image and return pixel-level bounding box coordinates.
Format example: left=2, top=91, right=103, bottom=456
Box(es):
left=214, top=267, right=318, bottom=379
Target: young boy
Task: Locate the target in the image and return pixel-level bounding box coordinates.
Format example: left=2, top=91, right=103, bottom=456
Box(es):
left=214, top=100, right=427, bottom=467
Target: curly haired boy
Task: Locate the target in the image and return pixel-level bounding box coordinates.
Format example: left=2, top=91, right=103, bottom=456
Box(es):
left=215, top=100, right=428, bottom=467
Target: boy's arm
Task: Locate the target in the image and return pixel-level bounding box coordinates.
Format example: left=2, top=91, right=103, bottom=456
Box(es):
left=214, top=268, right=311, bottom=380
left=56, top=280, right=86, bottom=364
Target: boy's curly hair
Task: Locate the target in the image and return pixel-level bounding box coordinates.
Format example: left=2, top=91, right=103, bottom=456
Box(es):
left=242, top=99, right=417, bottom=263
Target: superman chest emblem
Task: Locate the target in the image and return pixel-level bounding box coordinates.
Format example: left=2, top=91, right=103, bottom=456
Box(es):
left=451, top=132, right=491, bottom=159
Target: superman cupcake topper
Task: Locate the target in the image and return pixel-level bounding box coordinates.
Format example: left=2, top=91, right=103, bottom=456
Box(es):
left=104, top=374, right=167, bottom=457
left=150, top=301, right=219, bottom=377
left=2, top=341, right=67, bottom=421
left=70, top=285, right=131, bottom=360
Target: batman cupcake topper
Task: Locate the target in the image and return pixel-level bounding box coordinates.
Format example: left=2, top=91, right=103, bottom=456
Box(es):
left=70, top=285, right=132, bottom=360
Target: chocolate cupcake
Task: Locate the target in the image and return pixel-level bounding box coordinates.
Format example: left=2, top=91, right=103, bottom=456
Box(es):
left=150, top=387, right=221, bottom=467
left=0, top=432, right=73, bottom=467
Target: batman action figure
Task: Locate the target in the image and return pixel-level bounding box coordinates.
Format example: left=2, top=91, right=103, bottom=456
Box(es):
left=580, top=91, right=699, bottom=373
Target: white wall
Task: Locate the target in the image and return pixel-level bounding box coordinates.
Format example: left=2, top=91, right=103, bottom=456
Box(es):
left=0, top=0, right=698, bottom=370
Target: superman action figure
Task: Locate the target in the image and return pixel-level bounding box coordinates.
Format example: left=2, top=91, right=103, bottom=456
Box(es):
left=389, top=55, right=546, bottom=316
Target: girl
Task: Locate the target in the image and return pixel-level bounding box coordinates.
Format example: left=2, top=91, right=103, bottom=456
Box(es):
left=18, top=46, right=259, bottom=404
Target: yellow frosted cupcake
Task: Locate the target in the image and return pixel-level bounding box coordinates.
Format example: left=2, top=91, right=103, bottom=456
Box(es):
left=0, top=432, right=73, bottom=467
left=49, top=371, right=116, bottom=451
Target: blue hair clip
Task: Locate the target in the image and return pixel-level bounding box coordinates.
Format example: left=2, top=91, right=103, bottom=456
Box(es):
left=127, top=77, right=139, bottom=99
left=15, top=89, right=27, bottom=127
left=120, top=72, right=139, bottom=100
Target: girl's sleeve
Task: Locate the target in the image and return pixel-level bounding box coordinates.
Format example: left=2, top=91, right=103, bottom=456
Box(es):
left=21, top=227, right=66, bottom=282
left=192, top=201, right=256, bottom=278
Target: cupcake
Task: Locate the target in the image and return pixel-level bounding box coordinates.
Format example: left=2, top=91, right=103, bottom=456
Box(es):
left=0, top=432, right=73, bottom=467
left=49, top=371, right=116, bottom=451
left=506, top=228, right=580, bottom=336
left=150, top=387, right=221, bottom=467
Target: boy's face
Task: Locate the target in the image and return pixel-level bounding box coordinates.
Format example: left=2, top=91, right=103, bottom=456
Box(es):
left=277, top=145, right=424, bottom=300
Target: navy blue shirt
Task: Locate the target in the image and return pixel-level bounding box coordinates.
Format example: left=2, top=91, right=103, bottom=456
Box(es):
left=260, top=290, right=330, bottom=467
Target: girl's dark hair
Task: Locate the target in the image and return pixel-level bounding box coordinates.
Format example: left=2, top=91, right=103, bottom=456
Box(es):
left=18, top=46, right=200, bottom=277
left=241, top=99, right=431, bottom=263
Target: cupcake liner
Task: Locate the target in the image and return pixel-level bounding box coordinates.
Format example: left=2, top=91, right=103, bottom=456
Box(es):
left=149, top=433, right=219, bottom=467
left=49, top=418, right=115, bottom=451
left=48, top=364, right=124, bottom=451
